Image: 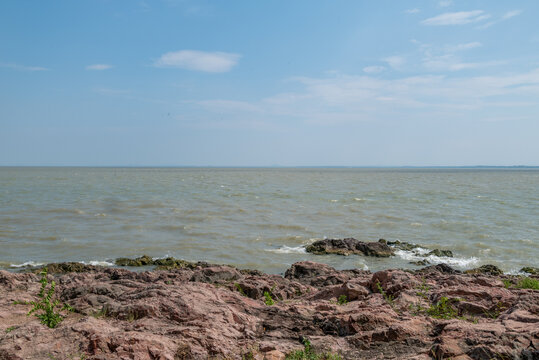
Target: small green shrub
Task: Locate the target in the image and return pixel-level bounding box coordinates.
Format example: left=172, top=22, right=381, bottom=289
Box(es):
left=502, top=279, right=512, bottom=288
left=516, top=276, right=539, bottom=290
left=264, top=291, right=274, bottom=306
left=376, top=281, right=396, bottom=310
left=416, top=279, right=430, bottom=300
left=23, top=268, right=73, bottom=328
left=337, top=295, right=348, bottom=305
left=285, top=338, right=342, bottom=360
left=483, top=302, right=505, bottom=319
left=5, top=326, right=15, bottom=333
left=235, top=283, right=247, bottom=297
left=426, top=296, right=459, bottom=319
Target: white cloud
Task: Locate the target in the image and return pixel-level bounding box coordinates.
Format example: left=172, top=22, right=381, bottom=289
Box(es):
left=86, top=64, right=113, bottom=71
left=405, top=8, right=420, bottom=14
left=422, top=10, right=490, bottom=26
left=194, top=99, right=261, bottom=113
left=438, top=0, right=453, bottom=7
left=444, top=42, right=482, bottom=53
left=478, top=9, right=522, bottom=29
left=502, top=10, right=522, bottom=20
left=363, top=66, right=386, bottom=74
left=0, top=62, right=48, bottom=71
left=154, top=50, right=240, bottom=73
left=418, top=41, right=500, bottom=72
left=382, top=56, right=405, bottom=70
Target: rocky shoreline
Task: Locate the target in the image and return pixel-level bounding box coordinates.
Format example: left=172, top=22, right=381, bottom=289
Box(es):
left=0, top=258, right=538, bottom=360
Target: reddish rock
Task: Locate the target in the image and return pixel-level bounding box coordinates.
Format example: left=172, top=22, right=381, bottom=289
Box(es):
left=0, top=262, right=538, bottom=359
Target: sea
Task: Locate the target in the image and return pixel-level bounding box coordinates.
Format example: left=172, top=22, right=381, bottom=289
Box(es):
left=0, top=167, right=537, bottom=274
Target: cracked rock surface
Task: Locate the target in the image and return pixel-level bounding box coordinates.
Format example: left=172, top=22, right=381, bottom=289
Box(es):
left=0, top=261, right=538, bottom=359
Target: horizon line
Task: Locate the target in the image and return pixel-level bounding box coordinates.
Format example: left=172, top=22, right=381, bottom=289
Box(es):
left=1, top=165, right=538, bottom=169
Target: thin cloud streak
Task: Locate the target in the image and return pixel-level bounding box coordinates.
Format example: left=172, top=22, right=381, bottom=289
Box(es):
left=422, top=10, right=490, bottom=26
left=0, top=62, right=49, bottom=71
left=154, top=50, right=241, bottom=73
left=86, top=64, right=113, bottom=70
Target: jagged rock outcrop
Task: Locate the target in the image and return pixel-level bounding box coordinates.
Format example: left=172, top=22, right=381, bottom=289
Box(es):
left=0, top=261, right=537, bottom=359
left=306, top=238, right=394, bottom=257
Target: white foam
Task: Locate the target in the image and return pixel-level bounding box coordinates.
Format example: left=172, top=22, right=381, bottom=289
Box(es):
left=83, top=260, right=115, bottom=267
left=10, top=261, right=45, bottom=268
left=395, top=249, right=479, bottom=268
left=266, top=246, right=307, bottom=254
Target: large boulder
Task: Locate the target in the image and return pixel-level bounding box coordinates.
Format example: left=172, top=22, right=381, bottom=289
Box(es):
left=306, top=238, right=394, bottom=257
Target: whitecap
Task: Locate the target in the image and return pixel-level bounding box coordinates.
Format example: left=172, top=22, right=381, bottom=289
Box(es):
left=266, top=246, right=307, bottom=254
left=83, top=260, right=115, bottom=267
left=10, top=261, right=45, bottom=268
left=395, top=249, right=478, bottom=268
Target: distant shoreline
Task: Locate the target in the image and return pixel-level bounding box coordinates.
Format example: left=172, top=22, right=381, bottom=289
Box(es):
left=1, top=165, right=539, bottom=169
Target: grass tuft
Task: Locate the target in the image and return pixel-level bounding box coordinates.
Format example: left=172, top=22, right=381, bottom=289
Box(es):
left=264, top=291, right=275, bottom=306
left=516, top=276, right=539, bottom=290
left=426, top=296, right=459, bottom=319
left=285, top=338, right=342, bottom=360
left=337, top=295, right=348, bottom=305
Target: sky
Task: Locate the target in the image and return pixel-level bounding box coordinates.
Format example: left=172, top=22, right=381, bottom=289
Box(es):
left=1, top=0, right=538, bottom=166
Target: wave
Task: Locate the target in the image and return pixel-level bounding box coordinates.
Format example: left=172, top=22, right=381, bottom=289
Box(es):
left=265, top=245, right=307, bottom=254
left=395, top=249, right=479, bottom=268
left=9, top=261, right=45, bottom=268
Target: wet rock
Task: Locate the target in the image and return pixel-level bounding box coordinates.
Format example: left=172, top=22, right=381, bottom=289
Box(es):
left=115, top=255, right=154, bottom=267
left=520, top=267, right=539, bottom=275
left=427, top=249, right=454, bottom=257
left=36, top=262, right=100, bottom=274
left=417, top=263, right=461, bottom=274
left=385, top=239, right=420, bottom=251
left=410, top=259, right=430, bottom=266
left=306, top=238, right=394, bottom=257
left=153, top=257, right=198, bottom=270
left=465, top=264, right=504, bottom=276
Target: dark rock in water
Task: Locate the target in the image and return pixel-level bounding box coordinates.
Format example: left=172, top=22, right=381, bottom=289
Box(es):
left=417, top=263, right=461, bottom=274
left=114, top=255, right=199, bottom=270
left=306, top=238, right=394, bottom=257
left=35, top=262, right=100, bottom=274
left=520, top=267, right=539, bottom=275
left=153, top=257, right=197, bottom=270
left=410, top=259, right=430, bottom=266
left=465, top=264, right=504, bottom=276
left=115, top=255, right=154, bottom=267
left=427, top=249, right=454, bottom=258
left=385, top=239, right=453, bottom=258
left=385, top=239, right=420, bottom=251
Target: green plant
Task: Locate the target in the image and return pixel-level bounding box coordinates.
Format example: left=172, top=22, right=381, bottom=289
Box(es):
left=235, top=283, right=247, bottom=297
left=5, top=326, right=15, bottom=333
left=515, top=276, right=539, bottom=290
left=337, top=295, right=348, bottom=305
left=24, top=268, right=73, bottom=328
left=264, top=291, right=274, bottom=306
left=426, top=296, right=459, bottom=319
left=376, top=281, right=396, bottom=309
left=483, top=302, right=506, bottom=319
left=502, top=279, right=512, bottom=288
left=416, top=279, right=430, bottom=300
left=285, top=338, right=342, bottom=360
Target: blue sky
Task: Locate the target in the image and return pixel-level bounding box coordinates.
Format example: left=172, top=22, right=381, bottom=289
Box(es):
left=1, top=0, right=538, bottom=166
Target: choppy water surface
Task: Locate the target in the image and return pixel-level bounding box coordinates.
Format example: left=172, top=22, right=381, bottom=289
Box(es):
left=0, top=167, right=537, bottom=274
